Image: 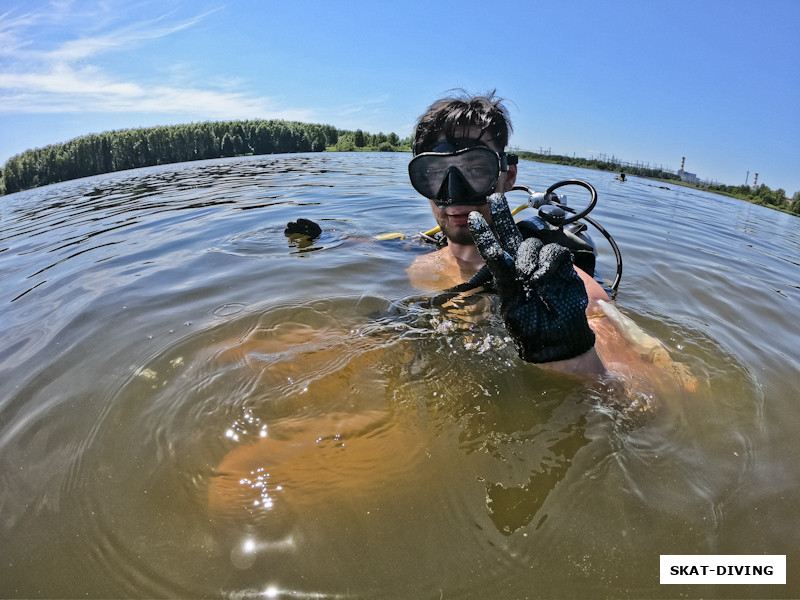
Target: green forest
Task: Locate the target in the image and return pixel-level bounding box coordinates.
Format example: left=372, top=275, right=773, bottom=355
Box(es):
left=0, top=119, right=411, bottom=195
left=1, top=119, right=797, bottom=215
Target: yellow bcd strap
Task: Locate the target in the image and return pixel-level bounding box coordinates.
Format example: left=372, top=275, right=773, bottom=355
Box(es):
left=374, top=232, right=406, bottom=241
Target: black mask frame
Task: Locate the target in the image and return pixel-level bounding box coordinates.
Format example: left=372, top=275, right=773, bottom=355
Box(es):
left=409, top=143, right=518, bottom=207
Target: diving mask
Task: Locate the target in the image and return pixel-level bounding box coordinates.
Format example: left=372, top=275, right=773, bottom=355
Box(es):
left=408, top=142, right=518, bottom=207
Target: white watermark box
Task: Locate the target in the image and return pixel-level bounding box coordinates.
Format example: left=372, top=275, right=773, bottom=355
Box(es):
left=660, top=555, right=785, bottom=584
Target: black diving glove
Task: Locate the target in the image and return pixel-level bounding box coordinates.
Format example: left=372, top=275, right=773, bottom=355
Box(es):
left=284, top=218, right=322, bottom=239
left=467, top=193, right=595, bottom=363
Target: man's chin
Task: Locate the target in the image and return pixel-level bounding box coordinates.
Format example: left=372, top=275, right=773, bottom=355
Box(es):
left=443, top=226, right=476, bottom=246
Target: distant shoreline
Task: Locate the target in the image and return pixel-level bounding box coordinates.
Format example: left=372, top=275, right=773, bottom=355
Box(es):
left=1, top=120, right=796, bottom=216
left=511, top=152, right=798, bottom=215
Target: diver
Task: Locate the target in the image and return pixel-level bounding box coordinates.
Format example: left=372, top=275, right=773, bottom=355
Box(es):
left=287, top=92, right=695, bottom=387
left=403, top=92, right=609, bottom=376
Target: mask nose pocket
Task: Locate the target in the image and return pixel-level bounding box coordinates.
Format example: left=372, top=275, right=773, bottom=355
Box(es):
left=436, top=166, right=474, bottom=204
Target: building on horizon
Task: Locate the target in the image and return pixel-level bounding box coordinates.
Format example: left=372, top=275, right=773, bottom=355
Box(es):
left=677, top=156, right=700, bottom=184
left=677, top=168, right=699, bottom=184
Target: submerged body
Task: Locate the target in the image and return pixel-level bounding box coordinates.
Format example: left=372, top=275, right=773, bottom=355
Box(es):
left=208, top=241, right=695, bottom=518
left=209, top=92, right=695, bottom=519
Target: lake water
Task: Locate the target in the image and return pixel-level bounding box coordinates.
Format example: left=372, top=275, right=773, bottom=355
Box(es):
left=1, top=153, right=798, bottom=598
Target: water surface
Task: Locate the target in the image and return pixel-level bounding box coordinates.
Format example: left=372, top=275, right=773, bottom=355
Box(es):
left=1, top=153, right=798, bottom=598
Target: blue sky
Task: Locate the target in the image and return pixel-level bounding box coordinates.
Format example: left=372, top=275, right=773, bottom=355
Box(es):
left=1, top=0, right=798, bottom=193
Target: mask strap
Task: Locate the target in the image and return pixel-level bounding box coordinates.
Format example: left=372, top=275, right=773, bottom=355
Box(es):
left=499, top=153, right=518, bottom=172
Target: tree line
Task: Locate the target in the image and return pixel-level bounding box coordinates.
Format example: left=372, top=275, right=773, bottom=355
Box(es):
left=0, top=120, right=411, bottom=195
left=2, top=123, right=796, bottom=215
left=331, top=129, right=412, bottom=152
left=702, top=182, right=800, bottom=215
left=516, top=150, right=800, bottom=215
left=517, top=150, right=684, bottom=182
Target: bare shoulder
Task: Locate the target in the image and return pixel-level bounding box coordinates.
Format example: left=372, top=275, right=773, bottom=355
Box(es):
left=408, top=248, right=445, bottom=272
left=407, top=247, right=473, bottom=292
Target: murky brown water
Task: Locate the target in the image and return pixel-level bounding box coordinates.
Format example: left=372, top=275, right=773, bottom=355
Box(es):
left=1, top=153, right=798, bottom=598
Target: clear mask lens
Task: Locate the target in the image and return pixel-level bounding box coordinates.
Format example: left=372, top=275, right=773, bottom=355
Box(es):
left=409, top=146, right=501, bottom=205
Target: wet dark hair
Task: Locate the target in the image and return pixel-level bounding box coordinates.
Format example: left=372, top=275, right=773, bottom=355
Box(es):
left=412, top=90, right=513, bottom=155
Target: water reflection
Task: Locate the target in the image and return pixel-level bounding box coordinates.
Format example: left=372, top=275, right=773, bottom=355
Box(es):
left=0, top=154, right=797, bottom=598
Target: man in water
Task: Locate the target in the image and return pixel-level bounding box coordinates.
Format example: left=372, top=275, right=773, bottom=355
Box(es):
left=406, top=92, right=613, bottom=377
left=286, top=92, right=695, bottom=384
left=210, top=93, right=694, bottom=520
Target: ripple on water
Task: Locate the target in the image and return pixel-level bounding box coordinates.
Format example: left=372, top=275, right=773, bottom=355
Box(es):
left=1, top=155, right=796, bottom=597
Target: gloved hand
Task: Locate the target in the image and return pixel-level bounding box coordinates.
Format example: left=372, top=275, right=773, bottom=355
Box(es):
left=284, top=218, right=322, bottom=239
left=467, top=193, right=595, bottom=363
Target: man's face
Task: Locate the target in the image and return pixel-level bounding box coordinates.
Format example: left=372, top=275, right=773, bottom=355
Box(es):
left=426, top=127, right=516, bottom=246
